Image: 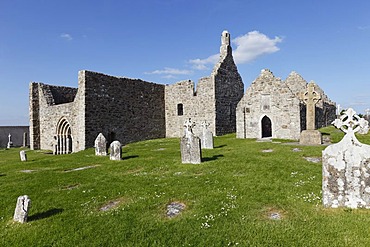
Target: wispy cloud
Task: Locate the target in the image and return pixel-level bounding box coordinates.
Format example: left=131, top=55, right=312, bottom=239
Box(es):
left=189, top=54, right=219, bottom=70
left=232, top=31, right=282, bottom=64
left=145, top=67, right=192, bottom=78
left=60, top=33, right=73, bottom=41
left=188, top=31, right=282, bottom=70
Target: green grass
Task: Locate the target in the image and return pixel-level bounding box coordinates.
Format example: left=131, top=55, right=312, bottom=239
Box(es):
left=1, top=127, right=370, bottom=246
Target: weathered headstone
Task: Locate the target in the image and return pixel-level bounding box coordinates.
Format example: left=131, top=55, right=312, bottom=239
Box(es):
left=94, top=133, right=107, bottom=156
left=7, top=133, right=13, bottom=148
left=299, top=82, right=322, bottom=145
left=20, top=150, right=27, bottom=162
left=22, top=132, right=28, bottom=147
left=110, top=141, right=122, bottom=160
left=357, top=118, right=369, bottom=135
left=322, top=108, right=370, bottom=208
left=13, top=195, right=31, bottom=223
left=200, top=121, right=213, bottom=149
left=180, top=118, right=202, bottom=164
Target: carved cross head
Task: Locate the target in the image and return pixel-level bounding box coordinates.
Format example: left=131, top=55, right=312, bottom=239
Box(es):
left=332, top=108, right=368, bottom=134
left=302, top=81, right=321, bottom=106
left=201, top=120, right=210, bottom=130
left=183, top=118, right=195, bottom=137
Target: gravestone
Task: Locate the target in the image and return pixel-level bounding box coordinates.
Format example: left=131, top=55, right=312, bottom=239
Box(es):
left=357, top=118, right=369, bottom=135
left=22, top=132, right=28, bottom=147
left=20, top=150, right=27, bottom=162
left=180, top=118, right=202, bottom=164
left=322, top=108, right=370, bottom=208
left=200, top=121, right=213, bottom=149
left=7, top=133, right=13, bottom=148
left=94, top=133, right=107, bottom=156
left=13, top=195, right=31, bottom=223
left=110, top=141, right=122, bottom=160
left=299, top=82, right=322, bottom=145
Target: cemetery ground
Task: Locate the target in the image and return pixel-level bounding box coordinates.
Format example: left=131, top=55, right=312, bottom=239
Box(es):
left=1, top=128, right=370, bottom=246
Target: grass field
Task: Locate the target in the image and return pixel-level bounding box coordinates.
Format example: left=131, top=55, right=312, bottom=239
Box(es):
left=1, top=127, right=370, bottom=246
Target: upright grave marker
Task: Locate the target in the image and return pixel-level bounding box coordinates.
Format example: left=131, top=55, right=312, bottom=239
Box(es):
left=20, top=150, right=27, bottom=162
left=95, top=133, right=107, bottom=156
left=180, top=118, right=202, bottom=164
left=200, top=121, right=213, bottom=149
left=7, top=133, right=13, bottom=148
left=110, top=141, right=122, bottom=161
left=13, top=195, right=31, bottom=223
left=322, top=108, right=370, bottom=208
left=299, top=81, right=322, bottom=145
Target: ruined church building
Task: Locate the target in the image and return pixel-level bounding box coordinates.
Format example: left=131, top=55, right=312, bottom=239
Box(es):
left=29, top=31, right=336, bottom=153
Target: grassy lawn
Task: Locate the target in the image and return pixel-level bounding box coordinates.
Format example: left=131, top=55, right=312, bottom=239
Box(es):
left=1, top=127, right=370, bottom=246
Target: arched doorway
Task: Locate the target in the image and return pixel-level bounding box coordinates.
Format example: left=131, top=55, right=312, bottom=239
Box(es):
left=261, top=116, right=272, bottom=138
left=55, top=118, right=72, bottom=154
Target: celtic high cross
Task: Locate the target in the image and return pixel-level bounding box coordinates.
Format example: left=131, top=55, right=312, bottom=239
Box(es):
left=302, top=81, right=321, bottom=130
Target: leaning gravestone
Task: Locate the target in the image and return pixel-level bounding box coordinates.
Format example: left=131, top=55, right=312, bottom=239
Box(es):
left=95, top=133, right=107, bottom=156
left=200, top=121, right=213, bottom=149
left=322, top=108, right=370, bottom=208
left=299, top=82, right=322, bottom=145
left=20, top=150, right=27, bottom=162
left=13, top=195, right=31, bottom=223
left=110, top=141, right=122, bottom=161
left=180, top=118, right=202, bottom=164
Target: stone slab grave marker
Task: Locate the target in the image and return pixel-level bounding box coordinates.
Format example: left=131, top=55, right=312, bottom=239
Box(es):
left=200, top=120, right=213, bottom=149
left=110, top=140, right=122, bottom=160
left=180, top=118, right=202, bottom=164
left=22, top=132, right=28, bottom=147
left=20, top=150, right=27, bottom=162
left=95, top=133, right=107, bottom=156
left=322, top=108, right=370, bottom=208
left=13, top=195, right=31, bottom=223
left=7, top=133, right=13, bottom=148
left=299, top=81, right=322, bottom=145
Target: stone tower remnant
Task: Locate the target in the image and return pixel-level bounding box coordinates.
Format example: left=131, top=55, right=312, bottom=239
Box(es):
left=299, top=81, right=322, bottom=145
left=322, top=108, right=370, bottom=208
left=180, top=118, right=202, bottom=164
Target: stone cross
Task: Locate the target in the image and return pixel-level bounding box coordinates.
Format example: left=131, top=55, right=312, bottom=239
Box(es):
left=200, top=120, right=213, bottom=149
left=110, top=141, right=122, bottom=160
left=183, top=118, right=195, bottom=139
left=302, top=81, right=321, bottom=130
left=322, top=108, right=370, bottom=208
left=13, top=195, right=31, bottom=223
left=7, top=133, right=13, bottom=148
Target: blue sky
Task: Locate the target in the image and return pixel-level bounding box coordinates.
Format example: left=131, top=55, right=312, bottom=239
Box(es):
left=1, top=0, right=370, bottom=125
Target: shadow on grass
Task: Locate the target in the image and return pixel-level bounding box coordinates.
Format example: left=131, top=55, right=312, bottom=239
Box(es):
left=202, top=154, right=224, bottom=162
left=214, top=144, right=227, bottom=149
left=28, top=208, right=64, bottom=221
left=0, top=174, right=5, bottom=177
left=122, top=155, right=139, bottom=160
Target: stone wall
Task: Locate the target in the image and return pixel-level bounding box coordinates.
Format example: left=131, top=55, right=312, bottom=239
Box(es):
left=236, top=69, right=301, bottom=140
left=83, top=70, right=166, bottom=147
left=0, top=126, right=29, bottom=148
left=165, top=30, right=243, bottom=137
left=236, top=69, right=336, bottom=140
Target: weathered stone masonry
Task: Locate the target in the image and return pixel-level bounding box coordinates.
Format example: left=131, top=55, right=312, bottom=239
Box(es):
left=165, top=31, right=244, bottom=137
left=30, top=71, right=165, bottom=152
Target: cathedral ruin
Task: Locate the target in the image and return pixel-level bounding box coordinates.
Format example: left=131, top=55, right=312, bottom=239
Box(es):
left=29, top=30, right=336, bottom=153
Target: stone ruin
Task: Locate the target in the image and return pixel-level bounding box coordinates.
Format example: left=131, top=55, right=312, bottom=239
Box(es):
left=299, top=81, right=322, bottom=145
left=322, top=108, right=370, bottom=208
left=180, top=119, right=202, bottom=164
left=13, top=195, right=31, bottom=223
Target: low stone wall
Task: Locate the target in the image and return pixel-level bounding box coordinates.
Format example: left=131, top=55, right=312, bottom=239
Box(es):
left=0, top=126, right=29, bottom=148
